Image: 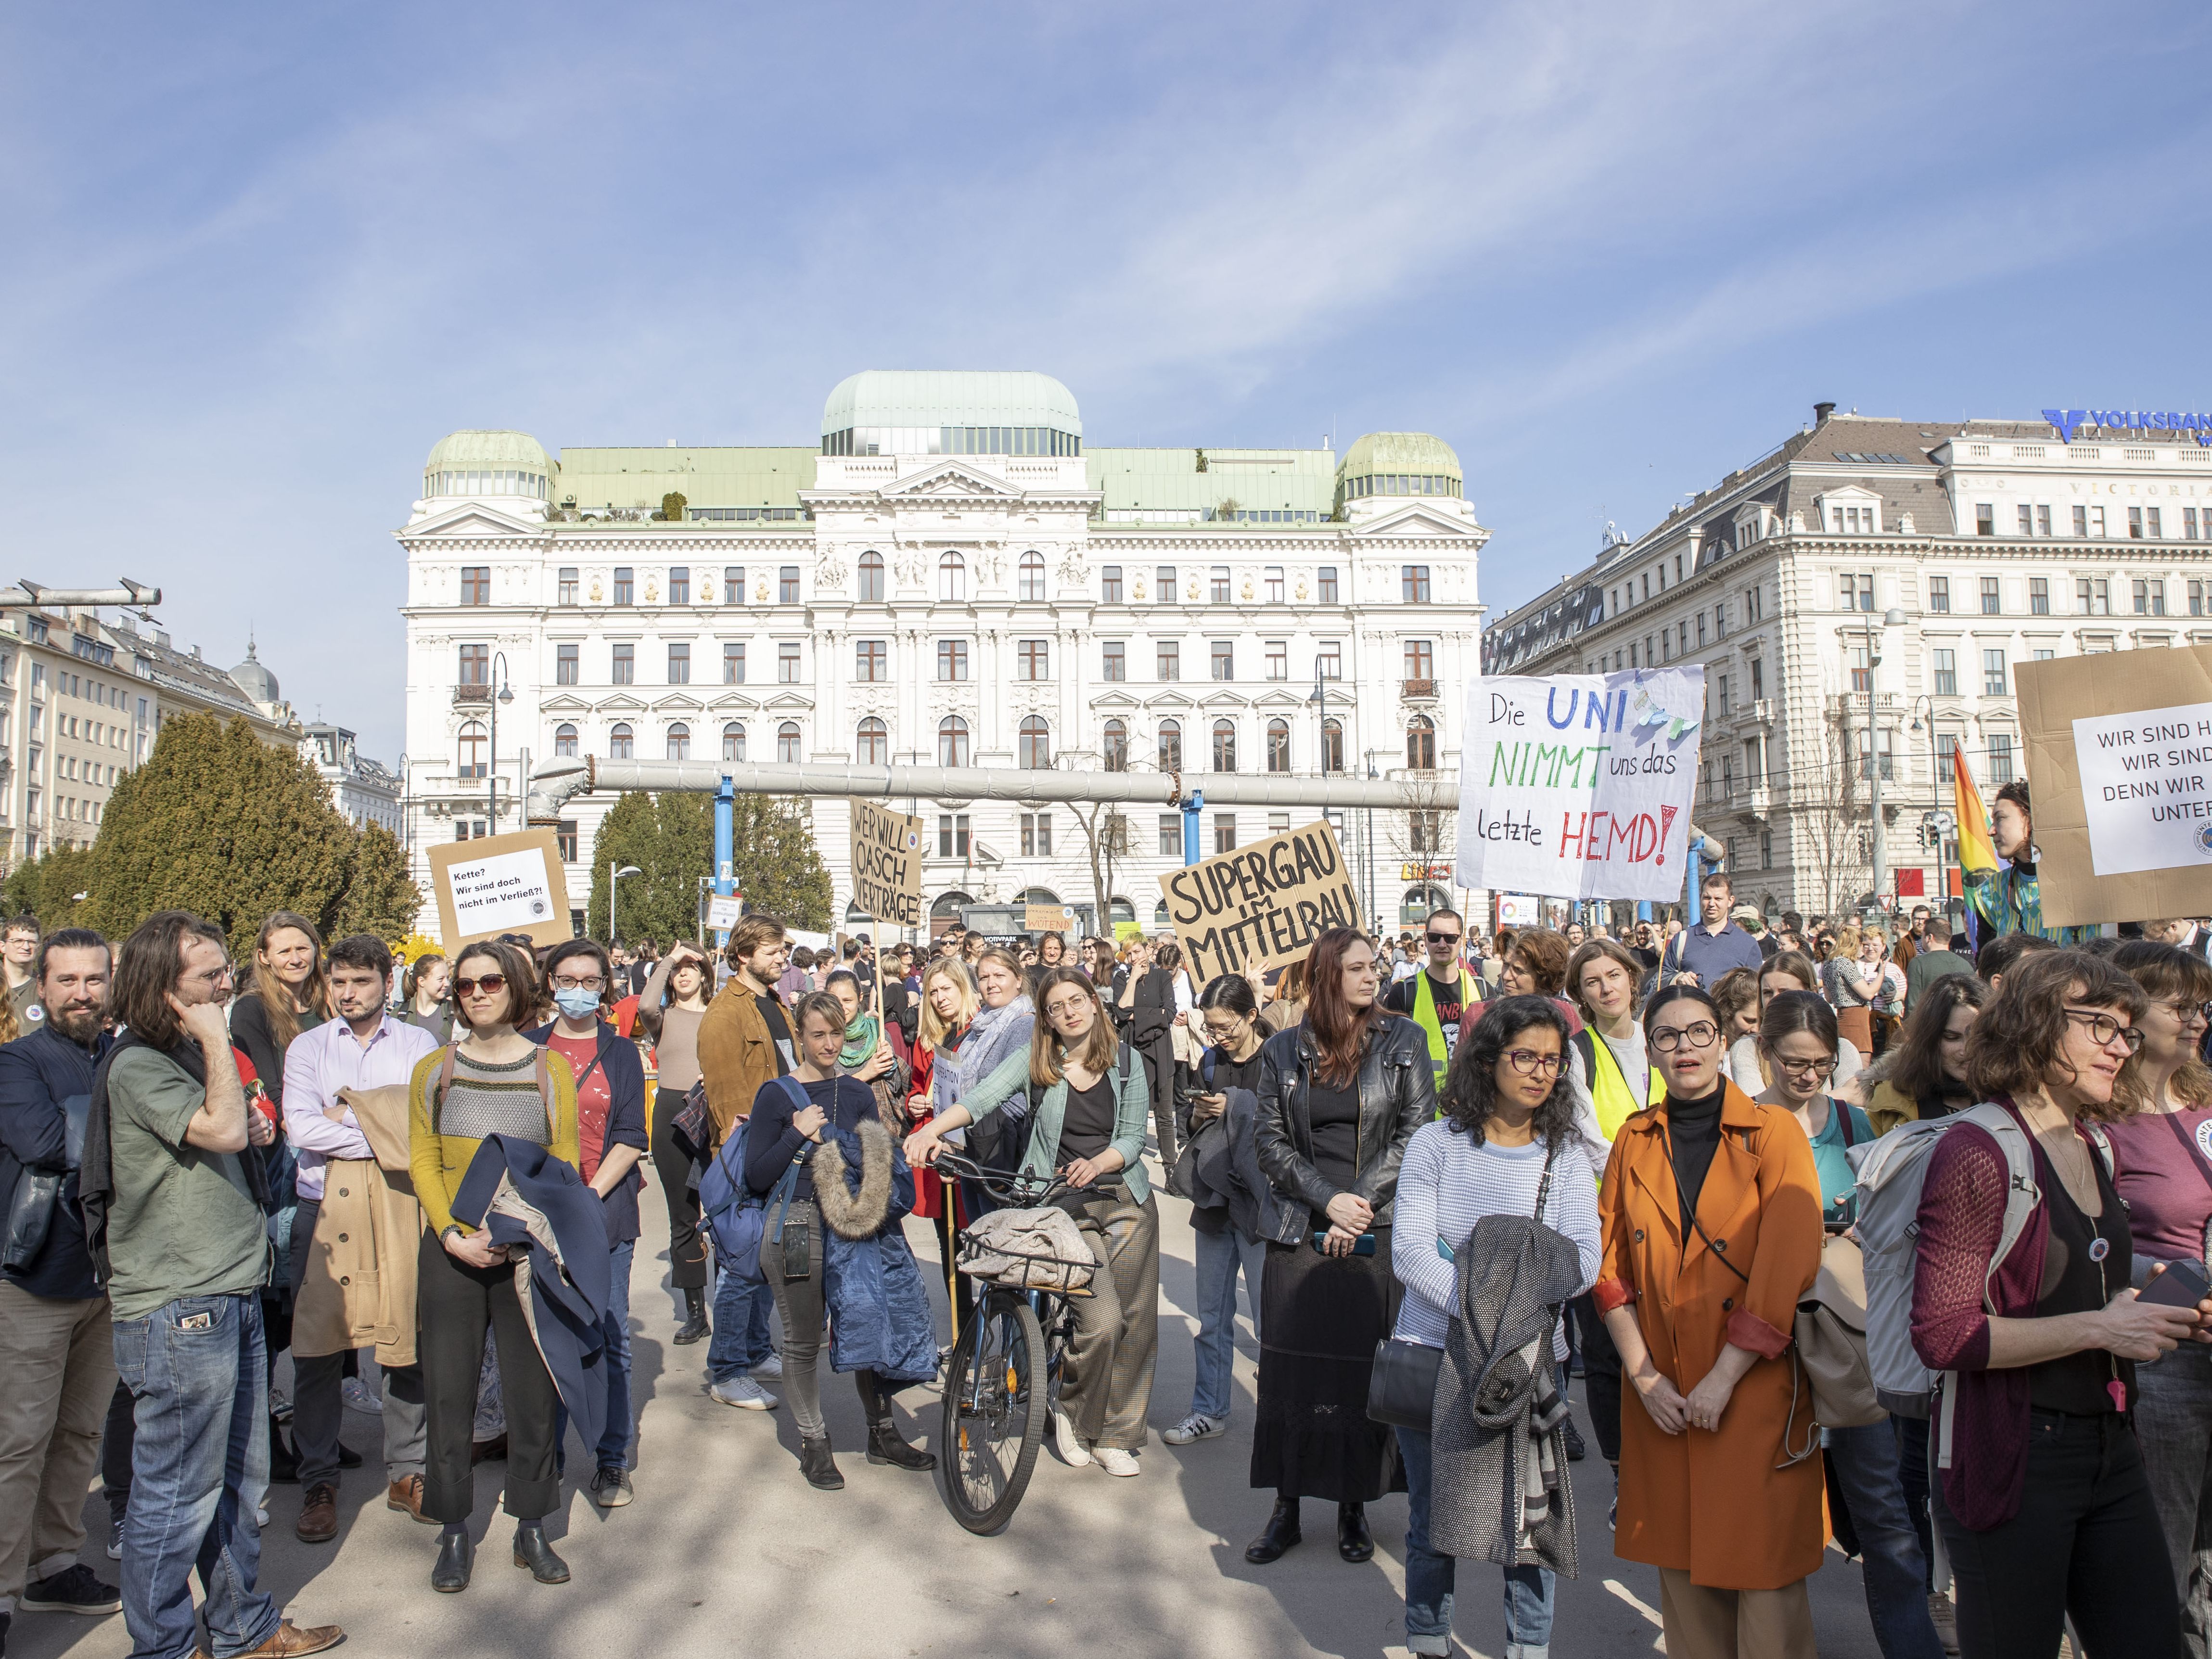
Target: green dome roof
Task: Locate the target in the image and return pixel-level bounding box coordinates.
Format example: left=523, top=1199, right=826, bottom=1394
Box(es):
left=821, top=371, right=1081, bottom=436
left=424, top=430, right=553, bottom=473
left=1338, top=431, right=1462, bottom=480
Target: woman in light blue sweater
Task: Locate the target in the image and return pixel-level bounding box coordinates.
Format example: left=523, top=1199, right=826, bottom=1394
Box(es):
left=1391, top=995, right=1601, bottom=1659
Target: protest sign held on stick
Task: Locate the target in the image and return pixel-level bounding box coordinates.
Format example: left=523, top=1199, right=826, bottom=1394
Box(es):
left=1157, top=820, right=1363, bottom=983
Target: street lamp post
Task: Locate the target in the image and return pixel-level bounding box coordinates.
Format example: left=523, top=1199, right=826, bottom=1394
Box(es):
left=1854, top=608, right=1909, bottom=912
left=609, top=862, right=642, bottom=946
left=486, top=651, right=513, bottom=831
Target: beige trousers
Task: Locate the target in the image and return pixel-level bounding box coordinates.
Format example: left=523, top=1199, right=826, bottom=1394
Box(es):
left=0, top=1280, right=116, bottom=1607
left=1658, top=1569, right=1816, bottom=1659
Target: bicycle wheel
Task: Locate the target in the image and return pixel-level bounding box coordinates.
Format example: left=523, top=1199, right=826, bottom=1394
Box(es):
left=937, top=1289, right=1046, bottom=1534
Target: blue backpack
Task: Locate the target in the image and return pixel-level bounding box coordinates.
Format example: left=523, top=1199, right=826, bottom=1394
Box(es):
left=698, top=1077, right=810, bottom=1285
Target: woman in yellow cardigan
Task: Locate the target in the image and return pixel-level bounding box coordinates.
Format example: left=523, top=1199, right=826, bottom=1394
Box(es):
left=408, top=938, right=581, bottom=1594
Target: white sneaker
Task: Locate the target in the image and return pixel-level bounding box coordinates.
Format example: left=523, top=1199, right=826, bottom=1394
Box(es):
left=342, top=1378, right=383, bottom=1415
left=1051, top=1410, right=1092, bottom=1467
left=1094, top=1446, right=1140, bottom=1478
left=709, top=1377, right=780, bottom=1411
left=751, top=1354, right=784, bottom=1383
left=1162, top=1412, right=1225, bottom=1445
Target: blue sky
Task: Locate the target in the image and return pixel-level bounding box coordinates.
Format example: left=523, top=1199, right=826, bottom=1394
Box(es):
left=5, top=1, right=2209, bottom=762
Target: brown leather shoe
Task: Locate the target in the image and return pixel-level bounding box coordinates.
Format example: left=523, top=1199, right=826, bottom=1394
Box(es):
left=236, top=1621, right=346, bottom=1658
left=385, top=1475, right=431, bottom=1522
left=295, top=1483, right=339, bottom=1544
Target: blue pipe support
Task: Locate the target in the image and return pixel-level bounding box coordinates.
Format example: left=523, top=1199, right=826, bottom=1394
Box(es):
left=713, top=776, right=735, bottom=948
left=1182, top=789, right=1204, bottom=867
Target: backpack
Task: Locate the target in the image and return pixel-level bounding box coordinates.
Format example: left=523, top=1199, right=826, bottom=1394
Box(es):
left=698, top=1077, right=812, bottom=1284
left=1850, top=1101, right=2111, bottom=1422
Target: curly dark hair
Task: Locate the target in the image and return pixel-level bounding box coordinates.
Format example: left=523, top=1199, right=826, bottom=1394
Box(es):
left=1439, top=994, right=1577, bottom=1148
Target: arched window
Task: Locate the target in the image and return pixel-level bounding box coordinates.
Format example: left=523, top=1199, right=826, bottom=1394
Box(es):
left=457, top=720, right=487, bottom=778
left=939, top=552, right=967, bottom=602
left=721, top=721, right=745, bottom=762
left=666, top=722, right=691, bottom=760
left=1020, top=716, right=1051, bottom=770
left=1212, top=719, right=1237, bottom=772
left=1157, top=719, right=1182, bottom=772
left=553, top=723, right=578, bottom=759
left=1322, top=717, right=1345, bottom=773
left=777, top=722, right=801, bottom=763
left=1109, top=897, right=1137, bottom=924
left=856, top=716, right=888, bottom=765
left=609, top=723, right=634, bottom=760
left=1101, top=719, right=1128, bottom=772
left=1016, top=886, right=1060, bottom=906
left=1153, top=900, right=1172, bottom=928
left=1019, top=550, right=1045, bottom=601
left=938, top=716, right=970, bottom=767
left=1266, top=718, right=1291, bottom=774
left=1407, top=714, right=1436, bottom=770
left=857, top=550, right=885, bottom=602
left=932, top=891, right=973, bottom=934
left=1400, top=884, right=1453, bottom=925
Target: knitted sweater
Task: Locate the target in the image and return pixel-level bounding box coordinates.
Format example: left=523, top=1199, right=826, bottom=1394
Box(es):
left=408, top=1044, right=580, bottom=1238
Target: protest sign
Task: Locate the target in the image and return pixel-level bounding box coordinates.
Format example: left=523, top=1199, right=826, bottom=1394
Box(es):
left=427, top=828, right=572, bottom=949
left=849, top=800, right=926, bottom=926
left=2019, top=646, right=2212, bottom=927
left=1024, top=903, right=1074, bottom=932
left=706, top=893, right=744, bottom=931
left=1157, top=820, right=1362, bottom=982
left=1457, top=668, right=1704, bottom=902
left=1495, top=893, right=1540, bottom=929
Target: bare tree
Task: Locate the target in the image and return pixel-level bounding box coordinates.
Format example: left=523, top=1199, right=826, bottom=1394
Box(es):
left=1780, top=725, right=1874, bottom=920
left=1054, top=750, right=1153, bottom=934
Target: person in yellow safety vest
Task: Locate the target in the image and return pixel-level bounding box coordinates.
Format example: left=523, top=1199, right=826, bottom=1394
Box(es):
left=1381, top=906, right=1476, bottom=1090
left=1565, top=938, right=1662, bottom=1152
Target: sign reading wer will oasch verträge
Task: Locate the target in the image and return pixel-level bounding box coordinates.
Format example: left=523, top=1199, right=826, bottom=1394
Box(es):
left=849, top=800, right=926, bottom=927
left=426, top=827, right=573, bottom=950
left=1456, top=668, right=1705, bottom=903
left=1157, top=820, right=1363, bottom=982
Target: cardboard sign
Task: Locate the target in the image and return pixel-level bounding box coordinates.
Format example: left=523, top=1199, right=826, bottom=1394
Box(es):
left=426, top=828, right=572, bottom=950
left=849, top=800, right=925, bottom=926
left=1157, top=820, right=1362, bottom=982
left=2020, top=646, right=2212, bottom=927
left=1457, top=669, right=1704, bottom=902
left=1024, top=903, right=1074, bottom=933
left=706, top=893, right=744, bottom=931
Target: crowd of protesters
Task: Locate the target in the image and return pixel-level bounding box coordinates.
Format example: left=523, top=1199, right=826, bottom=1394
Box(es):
left=11, top=784, right=2212, bottom=1659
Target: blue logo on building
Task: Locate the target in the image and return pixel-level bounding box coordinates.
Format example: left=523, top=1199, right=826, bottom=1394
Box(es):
left=2043, top=408, right=2212, bottom=446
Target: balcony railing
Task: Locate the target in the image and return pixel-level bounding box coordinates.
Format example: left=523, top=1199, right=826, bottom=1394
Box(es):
left=1401, top=678, right=1438, bottom=700
left=452, top=683, right=492, bottom=706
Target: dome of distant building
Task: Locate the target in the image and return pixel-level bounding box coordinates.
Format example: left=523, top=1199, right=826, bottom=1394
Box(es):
left=423, top=430, right=554, bottom=501
left=1337, top=431, right=1465, bottom=506
left=819, top=370, right=1083, bottom=458
left=230, top=638, right=279, bottom=707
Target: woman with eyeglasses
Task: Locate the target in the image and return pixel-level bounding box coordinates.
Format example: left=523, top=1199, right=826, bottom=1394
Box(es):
left=2102, top=940, right=2212, bottom=1647
left=1594, top=983, right=1826, bottom=1656
left=1727, top=952, right=1867, bottom=1099
left=1910, top=949, right=2212, bottom=1658
left=1244, top=929, right=1433, bottom=1567
left=905, top=967, right=1158, bottom=1476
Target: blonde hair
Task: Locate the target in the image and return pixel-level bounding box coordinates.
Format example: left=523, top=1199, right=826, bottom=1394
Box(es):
left=917, top=957, right=980, bottom=1048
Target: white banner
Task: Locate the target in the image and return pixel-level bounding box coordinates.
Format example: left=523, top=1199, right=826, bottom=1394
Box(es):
left=1456, top=668, right=1705, bottom=902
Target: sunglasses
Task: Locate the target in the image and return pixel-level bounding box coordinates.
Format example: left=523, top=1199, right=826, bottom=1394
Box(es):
left=453, top=973, right=508, bottom=998
left=1427, top=931, right=1461, bottom=944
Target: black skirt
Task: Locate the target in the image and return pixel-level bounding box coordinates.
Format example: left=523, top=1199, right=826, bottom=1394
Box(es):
left=1250, top=1229, right=1404, bottom=1503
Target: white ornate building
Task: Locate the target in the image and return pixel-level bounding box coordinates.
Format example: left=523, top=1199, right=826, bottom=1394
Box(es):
left=397, top=371, right=1486, bottom=941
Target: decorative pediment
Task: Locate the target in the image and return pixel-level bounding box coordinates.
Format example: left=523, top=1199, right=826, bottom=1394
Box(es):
left=764, top=691, right=816, bottom=711
left=649, top=694, right=704, bottom=714
left=1349, top=503, right=1481, bottom=539
left=1148, top=691, right=1197, bottom=712
left=1252, top=689, right=1307, bottom=711
left=1089, top=690, right=1141, bottom=712
left=879, top=459, right=1024, bottom=500
left=409, top=503, right=546, bottom=539
left=540, top=693, right=593, bottom=713
left=597, top=693, right=646, bottom=714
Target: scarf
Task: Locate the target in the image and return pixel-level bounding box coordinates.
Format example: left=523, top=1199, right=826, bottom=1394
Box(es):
left=839, top=1014, right=881, bottom=1071
left=941, top=995, right=1035, bottom=1122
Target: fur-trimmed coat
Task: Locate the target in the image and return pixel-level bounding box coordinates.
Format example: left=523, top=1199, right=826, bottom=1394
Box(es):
left=814, top=1117, right=936, bottom=1385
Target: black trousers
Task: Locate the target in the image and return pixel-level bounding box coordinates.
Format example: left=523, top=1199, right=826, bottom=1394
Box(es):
left=1571, top=1293, right=1623, bottom=1464
left=417, top=1229, right=559, bottom=1524
left=1937, top=1409, right=2177, bottom=1659
left=650, top=1097, right=708, bottom=1292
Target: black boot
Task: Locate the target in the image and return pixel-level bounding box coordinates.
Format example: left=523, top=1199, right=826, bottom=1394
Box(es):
left=431, top=1525, right=473, bottom=1593
left=799, top=1436, right=845, bottom=1491
left=1337, top=1501, right=1373, bottom=1563
left=1562, top=1413, right=1587, bottom=1462
left=866, top=1418, right=935, bottom=1471
left=673, top=1287, right=710, bottom=1346
left=511, top=1521, right=569, bottom=1583
left=268, top=1419, right=298, bottom=1485
left=1244, top=1495, right=1302, bottom=1564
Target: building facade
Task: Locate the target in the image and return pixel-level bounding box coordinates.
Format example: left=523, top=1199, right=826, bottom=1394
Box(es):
left=398, top=371, right=1486, bottom=943
left=1482, top=405, right=2212, bottom=919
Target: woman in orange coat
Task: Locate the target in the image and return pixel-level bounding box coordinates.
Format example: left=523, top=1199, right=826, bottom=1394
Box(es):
left=1593, top=983, right=1825, bottom=1659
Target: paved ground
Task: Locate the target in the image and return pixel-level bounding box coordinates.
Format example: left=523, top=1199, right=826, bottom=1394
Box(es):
left=13, top=1161, right=1892, bottom=1659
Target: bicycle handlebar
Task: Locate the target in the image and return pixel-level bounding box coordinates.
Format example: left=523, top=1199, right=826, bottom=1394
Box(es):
left=925, top=1149, right=1071, bottom=1206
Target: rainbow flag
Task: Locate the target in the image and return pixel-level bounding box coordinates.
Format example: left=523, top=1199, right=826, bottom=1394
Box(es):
left=1953, top=745, right=1999, bottom=878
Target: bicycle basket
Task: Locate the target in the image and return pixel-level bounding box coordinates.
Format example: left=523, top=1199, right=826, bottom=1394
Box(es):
left=956, top=1207, right=1100, bottom=1292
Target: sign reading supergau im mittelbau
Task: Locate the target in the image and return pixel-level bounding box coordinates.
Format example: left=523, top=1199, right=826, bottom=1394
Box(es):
left=1157, top=819, right=1363, bottom=981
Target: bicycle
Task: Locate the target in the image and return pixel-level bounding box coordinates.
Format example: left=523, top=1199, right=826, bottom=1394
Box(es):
left=929, top=1149, right=1093, bottom=1534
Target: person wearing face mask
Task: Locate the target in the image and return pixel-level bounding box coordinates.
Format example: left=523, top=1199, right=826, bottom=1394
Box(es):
left=636, top=941, right=714, bottom=1344
left=1595, top=984, right=1825, bottom=1658
left=524, top=940, right=647, bottom=1510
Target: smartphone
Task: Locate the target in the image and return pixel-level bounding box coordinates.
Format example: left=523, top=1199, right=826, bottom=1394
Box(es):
left=2140, top=1258, right=2212, bottom=1310
left=1310, top=1231, right=1377, bottom=1257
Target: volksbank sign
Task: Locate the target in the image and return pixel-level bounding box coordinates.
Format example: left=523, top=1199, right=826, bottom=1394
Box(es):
left=2043, top=408, right=2212, bottom=445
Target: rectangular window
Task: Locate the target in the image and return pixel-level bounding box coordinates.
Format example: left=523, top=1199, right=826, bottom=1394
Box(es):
left=1317, top=567, right=1339, bottom=605
left=668, top=567, right=690, bottom=605
left=1744, top=738, right=1763, bottom=786
left=1316, top=641, right=1342, bottom=680
left=2078, top=577, right=2111, bottom=615
left=1988, top=735, right=2015, bottom=783
left=1018, top=639, right=1050, bottom=681
left=1716, top=675, right=1730, bottom=715
left=2139, top=578, right=2167, bottom=616
left=779, top=566, right=799, bottom=604
left=558, top=567, right=578, bottom=605
left=938, top=639, right=969, bottom=681
left=1983, top=649, right=2008, bottom=695
left=1933, top=648, right=1957, bottom=696
left=1696, top=612, right=1707, bottom=647
left=724, top=566, right=745, bottom=604
left=1210, top=640, right=1233, bottom=681
left=723, top=643, right=745, bottom=684
left=1981, top=576, right=2001, bottom=615
left=1020, top=812, right=1053, bottom=857
left=1402, top=566, right=1432, bottom=603
left=2129, top=507, right=2145, bottom=539
left=2037, top=504, right=2052, bottom=536
left=1100, top=566, right=1123, bottom=603
left=1928, top=575, right=1950, bottom=613
left=460, top=566, right=490, bottom=605
left=1840, top=573, right=1875, bottom=611
left=937, top=814, right=970, bottom=857
left=1849, top=645, right=1870, bottom=693
left=1155, top=566, right=1176, bottom=604
left=2017, top=505, right=2033, bottom=536
left=856, top=639, right=887, bottom=681
left=613, top=568, right=634, bottom=605
left=1405, top=639, right=1434, bottom=681
left=1265, top=567, right=1285, bottom=603
left=556, top=644, right=578, bottom=685
left=1266, top=639, right=1287, bottom=680
left=667, top=642, right=690, bottom=684
left=2031, top=576, right=2050, bottom=614
left=557, top=820, right=578, bottom=862
left=2148, top=507, right=2163, bottom=539
left=611, top=643, right=634, bottom=685
left=1714, top=602, right=1727, bottom=639
left=778, top=642, right=801, bottom=683
left=2091, top=506, right=2107, bottom=536
left=2193, top=579, right=2208, bottom=617
left=2186, top=508, right=2202, bottom=541
left=1158, top=641, right=1181, bottom=681
left=1747, top=584, right=1764, bottom=623
left=1749, top=657, right=1764, bottom=700
left=1976, top=504, right=1995, bottom=536
left=1210, top=566, right=1231, bottom=603
left=1101, top=641, right=1126, bottom=681
left=2073, top=505, right=2089, bottom=536
left=458, top=643, right=488, bottom=685
left=1214, top=813, right=1237, bottom=855
left=1159, top=814, right=1181, bottom=855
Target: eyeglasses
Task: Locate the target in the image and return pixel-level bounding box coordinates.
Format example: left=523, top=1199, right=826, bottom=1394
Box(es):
left=2167, top=999, right=2212, bottom=1026
left=551, top=975, right=604, bottom=992
left=1426, top=931, right=1461, bottom=944
left=1769, top=1054, right=1836, bottom=1080
left=453, top=974, right=508, bottom=998
left=182, top=966, right=234, bottom=988
left=2064, top=1008, right=2145, bottom=1054
left=1503, top=1048, right=1564, bottom=1077
left=1650, top=1021, right=1721, bottom=1053
left=1044, top=997, right=1093, bottom=1021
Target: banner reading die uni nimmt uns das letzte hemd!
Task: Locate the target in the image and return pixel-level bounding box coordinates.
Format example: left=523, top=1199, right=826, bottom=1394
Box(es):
left=1456, top=668, right=1705, bottom=903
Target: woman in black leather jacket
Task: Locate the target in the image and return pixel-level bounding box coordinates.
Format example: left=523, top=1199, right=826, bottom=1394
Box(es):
left=1245, top=926, right=1435, bottom=1567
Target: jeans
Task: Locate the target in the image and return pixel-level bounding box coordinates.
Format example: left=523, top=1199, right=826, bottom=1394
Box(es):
left=1824, top=1421, right=1944, bottom=1659
left=553, top=1238, right=636, bottom=1470
left=705, top=1255, right=775, bottom=1385
left=1189, top=1225, right=1265, bottom=1421
left=1937, top=1408, right=2178, bottom=1659
left=2134, top=1338, right=2212, bottom=1657
left=1397, top=1424, right=1554, bottom=1659
left=110, top=1293, right=279, bottom=1659
left=1894, top=1411, right=1934, bottom=1592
